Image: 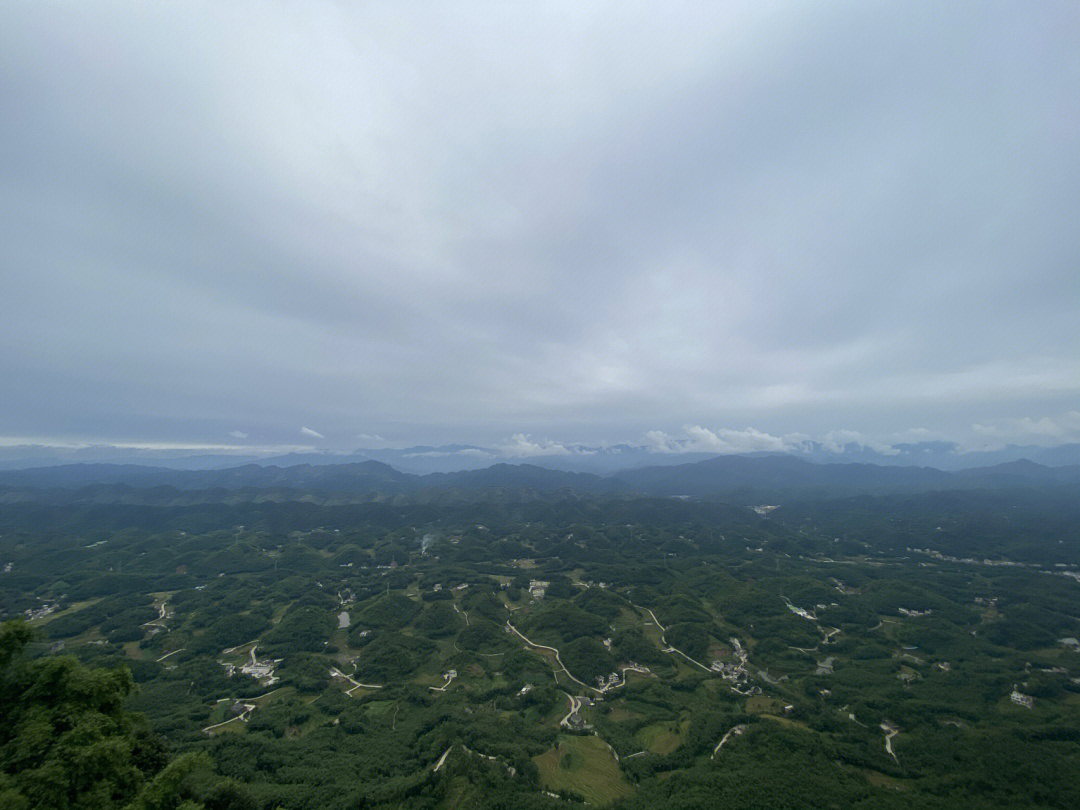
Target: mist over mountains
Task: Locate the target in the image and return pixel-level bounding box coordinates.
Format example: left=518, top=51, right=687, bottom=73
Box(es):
left=2, top=440, right=1078, bottom=476
left=3, top=453, right=1078, bottom=507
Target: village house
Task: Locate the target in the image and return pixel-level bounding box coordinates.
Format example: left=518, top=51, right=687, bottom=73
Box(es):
left=1010, top=686, right=1034, bottom=709
left=528, top=579, right=550, bottom=599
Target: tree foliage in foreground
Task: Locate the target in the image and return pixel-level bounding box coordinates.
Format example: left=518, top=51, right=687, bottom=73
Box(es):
left=0, top=621, right=252, bottom=810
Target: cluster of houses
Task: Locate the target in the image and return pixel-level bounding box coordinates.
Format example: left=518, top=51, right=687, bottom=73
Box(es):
left=565, top=696, right=597, bottom=731
left=429, top=669, right=458, bottom=692
left=1010, top=686, right=1034, bottom=709
left=712, top=637, right=761, bottom=696
left=221, top=646, right=281, bottom=686
left=528, top=579, right=549, bottom=599
left=565, top=712, right=587, bottom=730
left=596, top=671, right=622, bottom=689
left=911, top=547, right=1032, bottom=568
left=898, top=607, right=932, bottom=617
left=831, top=578, right=859, bottom=595
left=240, top=656, right=280, bottom=684
left=24, top=602, right=58, bottom=621
left=591, top=659, right=652, bottom=692
left=782, top=598, right=817, bottom=620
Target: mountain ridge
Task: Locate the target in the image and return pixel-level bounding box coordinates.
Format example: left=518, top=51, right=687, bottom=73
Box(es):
left=3, top=440, right=1077, bottom=475
left=3, top=454, right=1079, bottom=505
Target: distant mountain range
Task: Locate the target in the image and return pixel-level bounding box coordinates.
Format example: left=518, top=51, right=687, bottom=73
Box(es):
left=2, top=440, right=1078, bottom=476
left=2, top=454, right=1078, bottom=505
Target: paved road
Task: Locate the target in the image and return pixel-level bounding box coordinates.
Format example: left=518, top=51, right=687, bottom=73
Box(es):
left=881, top=723, right=900, bottom=762
left=506, top=621, right=599, bottom=694
left=330, top=666, right=383, bottom=694
left=433, top=746, right=453, bottom=772
left=629, top=600, right=714, bottom=673
left=559, top=692, right=582, bottom=728
left=712, top=724, right=747, bottom=758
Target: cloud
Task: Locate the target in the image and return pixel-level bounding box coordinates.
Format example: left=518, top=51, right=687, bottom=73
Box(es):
left=645, top=425, right=796, bottom=455
left=499, top=434, right=573, bottom=458
left=971, top=412, right=1080, bottom=447
left=0, top=438, right=319, bottom=466
left=643, top=425, right=914, bottom=456
left=404, top=448, right=495, bottom=458
left=0, top=3, right=1076, bottom=448
left=892, top=427, right=944, bottom=442
left=228, top=430, right=248, bottom=439
left=819, top=430, right=900, bottom=455
left=355, top=433, right=390, bottom=449
left=299, top=426, right=325, bottom=440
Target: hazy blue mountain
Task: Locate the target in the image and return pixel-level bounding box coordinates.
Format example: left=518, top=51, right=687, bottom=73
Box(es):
left=613, top=455, right=954, bottom=498
left=0, top=461, right=413, bottom=493
left=3, top=440, right=1077, bottom=475
left=420, top=463, right=624, bottom=494
left=4, top=456, right=1079, bottom=506
left=784, top=441, right=1080, bottom=470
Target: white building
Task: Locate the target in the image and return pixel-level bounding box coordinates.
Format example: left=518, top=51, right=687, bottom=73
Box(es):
left=1010, top=687, right=1034, bottom=709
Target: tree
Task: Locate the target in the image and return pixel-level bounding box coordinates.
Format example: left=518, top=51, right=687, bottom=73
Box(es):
left=0, top=621, right=249, bottom=810
left=1, top=620, right=166, bottom=808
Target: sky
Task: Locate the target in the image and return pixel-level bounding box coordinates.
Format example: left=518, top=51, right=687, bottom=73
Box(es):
left=2, top=1, right=1079, bottom=458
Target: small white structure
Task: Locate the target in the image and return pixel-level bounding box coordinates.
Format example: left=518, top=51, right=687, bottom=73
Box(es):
left=1010, top=686, right=1034, bottom=709
left=899, top=608, right=932, bottom=617
left=528, top=580, right=550, bottom=599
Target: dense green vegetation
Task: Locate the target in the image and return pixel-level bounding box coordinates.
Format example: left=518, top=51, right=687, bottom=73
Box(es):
left=2, top=483, right=1078, bottom=808
left=0, top=621, right=255, bottom=810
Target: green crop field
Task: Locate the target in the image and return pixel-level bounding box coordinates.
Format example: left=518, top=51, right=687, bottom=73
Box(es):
left=633, top=721, right=685, bottom=754
left=534, top=734, right=634, bottom=804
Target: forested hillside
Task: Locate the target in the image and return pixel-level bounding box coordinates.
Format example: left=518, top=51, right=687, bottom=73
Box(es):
left=2, top=479, right=1078, bottom=808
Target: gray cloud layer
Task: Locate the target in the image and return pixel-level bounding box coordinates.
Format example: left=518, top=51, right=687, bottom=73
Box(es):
left=2, top=2, right=1078, bottom=451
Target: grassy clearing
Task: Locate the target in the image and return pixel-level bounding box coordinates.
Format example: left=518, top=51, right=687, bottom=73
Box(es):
left=606, top=706, right=644, bottom=723
left=34, top=598, right=104, bottom=625
left=269, top=602, right=294, bottom=624
left=747, top=695, right=787, bottom=714
left=249, top=686, right=292, bottom=705
left=760, top=714, right=809, bottom=730
left=210, top=720, right=246, bottom=735
left=634, top=720, right=688, bottom=754
left=363, top=700, right=397, bottom=717
left=864, top=769, right=908, bottom=790
left=534, top=734, right=634, bottom=805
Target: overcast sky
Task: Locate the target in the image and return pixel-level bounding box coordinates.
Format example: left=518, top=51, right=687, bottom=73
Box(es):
left=2, top=1, right=1078, bottom=456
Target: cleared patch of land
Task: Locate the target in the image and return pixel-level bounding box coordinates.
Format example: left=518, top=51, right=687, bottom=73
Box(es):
left=533, top=734, right=634, bottom=804
left=633, top=721, right=687, bottom=754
